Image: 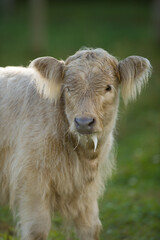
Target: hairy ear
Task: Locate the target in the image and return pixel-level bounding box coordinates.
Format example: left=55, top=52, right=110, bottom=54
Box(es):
left=118, top=56, right=152, bottom=104
left=30, top=57, right=64, bottom=101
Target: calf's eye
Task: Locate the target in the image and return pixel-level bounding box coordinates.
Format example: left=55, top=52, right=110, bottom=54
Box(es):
left=66, top=87, right=70, bottom=92
left=65, top=87, right=71, bottom=96
left=106, top=85, right=112, bottom=92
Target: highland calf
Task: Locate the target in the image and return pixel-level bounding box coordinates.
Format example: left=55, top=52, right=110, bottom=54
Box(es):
left=0, top=48, right=151, bottom=240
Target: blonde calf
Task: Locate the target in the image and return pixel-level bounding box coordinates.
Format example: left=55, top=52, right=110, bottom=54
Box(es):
left=0, top=48, right=151, bottom=240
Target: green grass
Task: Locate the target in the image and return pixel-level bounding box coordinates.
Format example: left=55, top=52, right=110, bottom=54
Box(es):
left=0, top=1, right=160, bottom=239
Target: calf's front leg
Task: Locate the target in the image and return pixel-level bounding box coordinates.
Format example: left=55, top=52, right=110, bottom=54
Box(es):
left=74, top=200, right=102, bottom=240
left=17, top=181, right=51, bottom=240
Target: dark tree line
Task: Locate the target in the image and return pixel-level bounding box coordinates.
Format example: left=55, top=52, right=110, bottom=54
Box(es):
left=0, top=0, right=159, bottom=56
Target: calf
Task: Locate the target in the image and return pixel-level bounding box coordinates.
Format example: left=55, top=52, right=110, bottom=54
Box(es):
left=0, top=48, right=151, bottom=240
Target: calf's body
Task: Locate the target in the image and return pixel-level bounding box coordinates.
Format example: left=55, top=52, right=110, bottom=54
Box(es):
left=0, top=48, right=151, bottom=240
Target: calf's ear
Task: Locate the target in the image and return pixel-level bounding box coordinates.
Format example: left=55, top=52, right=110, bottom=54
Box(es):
left=30, top=57, right=64, bottom=102
left=118, top=56, right=152, bottom=104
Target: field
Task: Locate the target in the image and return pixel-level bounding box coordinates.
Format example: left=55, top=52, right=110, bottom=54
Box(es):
left=0, top=1, right=160, bottom=240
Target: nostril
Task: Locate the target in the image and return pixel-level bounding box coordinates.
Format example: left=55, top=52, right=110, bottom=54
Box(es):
left=88, top=118, right=95, bottom=126
left=74, top=118, right=80, bottom=126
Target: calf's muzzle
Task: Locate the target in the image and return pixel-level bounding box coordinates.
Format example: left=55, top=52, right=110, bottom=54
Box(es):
left=74, top=117, right=95, bottom=134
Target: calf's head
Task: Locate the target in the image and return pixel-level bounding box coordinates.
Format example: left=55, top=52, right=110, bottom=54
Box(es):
left=30, top=48, right=151, bottom=146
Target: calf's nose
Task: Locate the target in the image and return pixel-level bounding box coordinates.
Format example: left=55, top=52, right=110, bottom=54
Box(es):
left=74, top=117, right=95, bottom=134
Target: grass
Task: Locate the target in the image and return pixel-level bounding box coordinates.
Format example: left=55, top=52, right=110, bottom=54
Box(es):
left=0, top=1, right=160, bottom=239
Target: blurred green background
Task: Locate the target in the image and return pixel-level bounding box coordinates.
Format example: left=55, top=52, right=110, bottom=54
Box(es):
left=0, top=0, right=160, bottom=239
